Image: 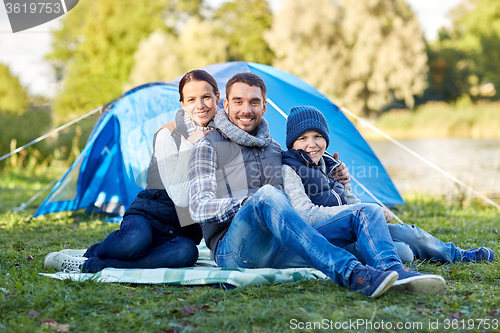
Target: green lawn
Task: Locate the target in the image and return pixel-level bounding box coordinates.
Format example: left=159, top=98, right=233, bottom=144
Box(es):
left=1, top=170, right=499, bottom=332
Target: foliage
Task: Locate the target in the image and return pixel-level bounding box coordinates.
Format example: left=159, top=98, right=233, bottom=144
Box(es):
left=47, top=0, right=170, bottom=119
left=266, top=0, right=428, bottom=117
left=126, top=18, right=229, bottom=89
left=0, top=107, right=52, bottom=170
left=0, top=105, right=99, bottom=172
left=0, top=63, right=29, bottom=114
left=214, top=0, right=274, bottom=65
left=127, top=0, right=274, bottom=88
left=1, top=174, right=500, bottom=332
left=359, top=101, right=500, bottom=140
left=427, top=0, right=500, bottom=102
left=424, top=38, right=472, bottom=102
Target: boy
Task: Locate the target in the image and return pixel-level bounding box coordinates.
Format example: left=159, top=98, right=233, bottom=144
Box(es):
left=282, top=105, right=493, bottom=266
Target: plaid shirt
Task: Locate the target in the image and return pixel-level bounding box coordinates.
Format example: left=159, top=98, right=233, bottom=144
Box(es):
left=188, top=137, right=247, bottom=224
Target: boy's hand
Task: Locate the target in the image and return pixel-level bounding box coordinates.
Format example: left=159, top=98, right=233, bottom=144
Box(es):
left=332, top=152, right=351, bottom=184
left=382, top=206, right=393, bottom=223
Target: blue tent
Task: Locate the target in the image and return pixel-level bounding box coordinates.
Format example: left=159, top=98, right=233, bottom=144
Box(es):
left=34, top=62, right=403, bottom=217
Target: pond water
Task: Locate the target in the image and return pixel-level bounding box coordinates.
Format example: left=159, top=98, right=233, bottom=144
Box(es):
left=367, top=138, right=500, bottom=203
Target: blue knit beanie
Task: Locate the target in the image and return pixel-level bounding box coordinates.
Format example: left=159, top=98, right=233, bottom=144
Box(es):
left=286, top=106, right=330, bottom=149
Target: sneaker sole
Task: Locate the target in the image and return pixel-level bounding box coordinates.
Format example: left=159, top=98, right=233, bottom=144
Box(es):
left=369, top=271, right=399, bottom=298
left=392, top=275, right=445, bottom=295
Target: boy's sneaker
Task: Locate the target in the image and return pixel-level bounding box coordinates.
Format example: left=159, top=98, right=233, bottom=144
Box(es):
left=59, top=249, right=87, bottom=257
left=44, top=252, right=87, bottom=272
left=391, top=267, right=445, bottom=295
left=349, top=265, right=398, bottom=298
left=462, top=247, right=494, bottom=262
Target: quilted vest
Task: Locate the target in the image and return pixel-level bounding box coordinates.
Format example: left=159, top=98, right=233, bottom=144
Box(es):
left=201, top=129, right=283, bottom=252
left=282, top=149, right=347, bottom=207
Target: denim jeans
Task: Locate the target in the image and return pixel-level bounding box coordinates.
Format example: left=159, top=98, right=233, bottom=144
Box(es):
left=82, top=214, right=198, bottom=273
left=215, top=185, right=403, bottom=288
left=344, top=223, right=462, bottom=264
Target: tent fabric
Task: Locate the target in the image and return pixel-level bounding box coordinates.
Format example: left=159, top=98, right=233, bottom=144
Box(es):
left=34, top=62, right=403, bottom=217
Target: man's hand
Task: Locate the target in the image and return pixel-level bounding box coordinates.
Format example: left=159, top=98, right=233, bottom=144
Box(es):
left=187, top=129, right=212, bottom=144
left=382, top=206, right=393, bottom=223
left=332, top=152, right=351, bottom=184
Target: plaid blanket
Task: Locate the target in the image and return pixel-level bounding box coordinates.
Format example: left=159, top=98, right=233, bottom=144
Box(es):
left=40, top=241, right=327, bottom=287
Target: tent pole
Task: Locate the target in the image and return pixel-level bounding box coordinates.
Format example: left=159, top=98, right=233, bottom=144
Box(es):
left=340, top=106, right=500, bottom=210
left=12, top=175, right=61, bottom=212
left=267, top=98, right=288, bottom=119
left=351, top=176, right=405, bottom=224
left=0, top=106, right=102, bottom=162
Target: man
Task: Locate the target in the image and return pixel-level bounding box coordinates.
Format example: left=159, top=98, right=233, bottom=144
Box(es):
left=188, top=72, right=445, bottom=298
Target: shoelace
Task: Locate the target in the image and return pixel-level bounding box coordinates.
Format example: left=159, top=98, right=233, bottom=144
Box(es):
left=61, top=258, right=83, bottom=272
left=462, top=249, right=478, bottom=262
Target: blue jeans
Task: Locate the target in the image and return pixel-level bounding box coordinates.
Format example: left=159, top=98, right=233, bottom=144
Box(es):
left=215, top=185, right=402, bottom=288
left=344, top=223, right=462, bottom=264
left=82, top=214, right=198, bottom=273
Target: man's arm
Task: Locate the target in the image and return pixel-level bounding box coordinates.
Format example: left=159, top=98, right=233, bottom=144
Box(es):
left=332, top=152, right=350, bottom=184
left=188, top=138, right=247, bottom=224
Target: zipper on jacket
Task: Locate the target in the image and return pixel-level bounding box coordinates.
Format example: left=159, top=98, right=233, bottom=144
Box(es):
left=300, top=150, right=342, bottom=204
left=253, top=147, right=266, bottom=186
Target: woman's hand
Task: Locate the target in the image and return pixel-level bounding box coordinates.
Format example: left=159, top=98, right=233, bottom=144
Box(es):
left=187, top=129, right=213, bottom=144
left=332, top=152, right=351, bottom=184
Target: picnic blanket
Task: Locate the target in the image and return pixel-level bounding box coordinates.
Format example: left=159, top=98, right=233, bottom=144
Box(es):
left=40, top=241, right=327, bottom=287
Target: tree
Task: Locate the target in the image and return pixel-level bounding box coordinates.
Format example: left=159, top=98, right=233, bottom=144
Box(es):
left=47, top=0, right=170, bottom=118
left=126, top=18, right=228, bottom=89
left=266, top=0, right=428, bottom=117
left=425, top=29, right=475, bottom=102
left=215, top=0, right=274, bottom=64
left=428, top=0, right=500, bottom=101
left=126, top=32, right=183, bottom=90
left=0, top=63, right=29, bottom=114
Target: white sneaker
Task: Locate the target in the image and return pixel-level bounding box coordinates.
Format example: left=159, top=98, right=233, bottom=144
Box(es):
left=59, top=249, right=87, bottom=257
left=44, top=252, right=88, bottom=272
left=391, top=268, right=445, bottom=295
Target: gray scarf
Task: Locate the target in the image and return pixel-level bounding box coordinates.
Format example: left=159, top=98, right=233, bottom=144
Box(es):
left=183, top=110, right=217, bottom=136
left=214, top=110, right=272, bottom=148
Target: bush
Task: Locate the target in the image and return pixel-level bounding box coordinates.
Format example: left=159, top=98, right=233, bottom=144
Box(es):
left=359, top=101, right=500, bottom=140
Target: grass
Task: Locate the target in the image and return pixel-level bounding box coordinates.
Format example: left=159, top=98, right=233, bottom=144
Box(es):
left=358, top=101, right=500, bottom=140
left=1, top=170, right=500, bottom=332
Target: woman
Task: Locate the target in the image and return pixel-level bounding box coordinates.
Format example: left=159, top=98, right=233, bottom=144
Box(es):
left=44, top=70, right=221, bottom=273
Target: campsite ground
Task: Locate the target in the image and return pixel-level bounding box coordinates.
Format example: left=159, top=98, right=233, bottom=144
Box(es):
left=1, top=169, right=500, bottom=333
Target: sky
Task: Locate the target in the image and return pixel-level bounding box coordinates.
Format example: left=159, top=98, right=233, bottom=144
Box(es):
left=0, top=0, right=463, bottom=98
